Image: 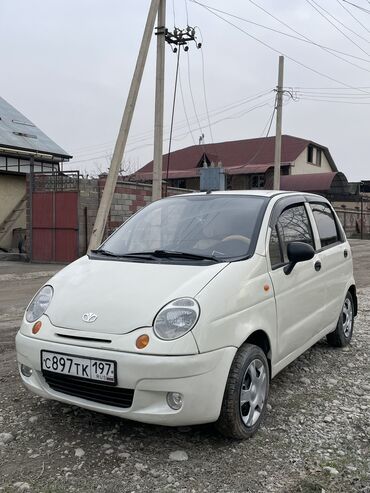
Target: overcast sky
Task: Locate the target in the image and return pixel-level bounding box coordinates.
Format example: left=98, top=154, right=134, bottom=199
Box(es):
left=0, top=0, right=369, bottom=180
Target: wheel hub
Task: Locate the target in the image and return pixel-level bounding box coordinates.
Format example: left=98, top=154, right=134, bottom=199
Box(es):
left=240, top=358, right=267, bottom=427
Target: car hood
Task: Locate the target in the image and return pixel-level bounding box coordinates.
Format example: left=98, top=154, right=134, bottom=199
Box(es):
left=45, top=256, right=228, bottom=334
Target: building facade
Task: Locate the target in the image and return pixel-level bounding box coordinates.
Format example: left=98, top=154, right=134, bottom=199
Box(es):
left=0, top=96, right=71, bottom=251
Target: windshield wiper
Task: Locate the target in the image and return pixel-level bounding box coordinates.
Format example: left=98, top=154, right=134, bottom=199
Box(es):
left=127, top=250, right=221, bottom=263
left=91, top=249, right=153, bottom=260
left=91, top=249, right=119, bottom=257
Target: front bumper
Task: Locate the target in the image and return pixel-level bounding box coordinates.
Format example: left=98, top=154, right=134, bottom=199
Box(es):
left=16, top=332, right=236, bottom=426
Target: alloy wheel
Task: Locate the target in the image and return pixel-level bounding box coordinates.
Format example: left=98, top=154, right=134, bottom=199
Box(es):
left=342, top=297, right=353, bottom=338
left=240, top=359, right=267, bottom=427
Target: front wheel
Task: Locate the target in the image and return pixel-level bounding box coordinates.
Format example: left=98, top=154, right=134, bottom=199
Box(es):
left=327, top=291, right=354, bottom=347
left=216, top=344, right=269, bottom=439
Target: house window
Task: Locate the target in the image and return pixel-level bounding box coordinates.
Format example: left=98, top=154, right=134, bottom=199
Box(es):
left=171, top=179, right=186, bottom=189
left=251, top=174, right=265, bottom=189
left=307, top=145, right=322, bottom=166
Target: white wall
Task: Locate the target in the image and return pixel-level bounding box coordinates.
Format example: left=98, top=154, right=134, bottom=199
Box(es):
left=291, top=148, right=333, bottom=175
left=0, top=174, right=26, bottom=250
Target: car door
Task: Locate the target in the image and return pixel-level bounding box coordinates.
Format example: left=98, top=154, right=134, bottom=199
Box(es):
left=307, top=200, right=350, bottom=331
left=268, top=200, right=325, bottom=366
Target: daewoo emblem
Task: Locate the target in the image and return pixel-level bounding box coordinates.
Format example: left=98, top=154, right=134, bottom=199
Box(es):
left=82, top=312, right=98, bottom=323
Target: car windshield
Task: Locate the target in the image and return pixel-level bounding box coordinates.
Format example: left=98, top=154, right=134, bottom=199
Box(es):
left=99, top=195, right=267, bottom=262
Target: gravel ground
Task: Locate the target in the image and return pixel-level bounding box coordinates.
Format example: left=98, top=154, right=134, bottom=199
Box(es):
left=0, top=253, right=369, bottom=493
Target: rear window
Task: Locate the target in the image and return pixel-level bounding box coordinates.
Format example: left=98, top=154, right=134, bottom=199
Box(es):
left=310, top=203, right=340, bottom=248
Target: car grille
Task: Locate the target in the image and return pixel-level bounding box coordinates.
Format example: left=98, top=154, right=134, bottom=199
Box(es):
left=42, top=371, right=134, bottom=408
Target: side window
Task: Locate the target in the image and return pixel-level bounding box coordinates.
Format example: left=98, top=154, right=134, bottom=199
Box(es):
left=269, top=226, right=283, bottom=268
left=277, top=205, right=314, bottom=263
left=310, top=203, right=340, bottom=248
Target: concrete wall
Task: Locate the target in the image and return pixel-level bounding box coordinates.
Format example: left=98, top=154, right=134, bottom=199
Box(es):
left=291, top=148, right=332, bottom=175
left=0, top=174, right=26, bottom=250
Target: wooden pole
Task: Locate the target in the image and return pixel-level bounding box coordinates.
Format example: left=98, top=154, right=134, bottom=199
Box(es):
left=88, top=0, right=161, bottom=251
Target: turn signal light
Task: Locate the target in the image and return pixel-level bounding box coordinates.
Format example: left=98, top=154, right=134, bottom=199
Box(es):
left=136, top=334, right=149, bottom=349
left=32, top=321, right=42, bottom=334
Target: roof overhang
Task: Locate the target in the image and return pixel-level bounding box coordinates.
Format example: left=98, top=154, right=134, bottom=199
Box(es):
left=0, top=144, right=71, bottom=161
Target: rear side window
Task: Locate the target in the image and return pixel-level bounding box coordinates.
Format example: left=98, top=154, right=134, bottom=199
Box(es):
left=310, top=203, right=340, bottom=248
left=269, top=204, right=314, bottom=268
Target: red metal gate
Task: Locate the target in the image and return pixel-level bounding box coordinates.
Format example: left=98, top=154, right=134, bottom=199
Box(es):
left=30, top=172, right=79, bottom=263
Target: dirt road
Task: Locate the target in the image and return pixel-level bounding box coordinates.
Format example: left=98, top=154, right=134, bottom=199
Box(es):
left=0, top=243, right=369, bottom=493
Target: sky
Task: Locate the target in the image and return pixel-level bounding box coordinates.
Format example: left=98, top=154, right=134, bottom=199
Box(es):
left=0, top=0, right=369, bottom=180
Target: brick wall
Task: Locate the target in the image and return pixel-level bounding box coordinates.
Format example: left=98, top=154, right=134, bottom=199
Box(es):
left=78, top=177, right=193, bottom=255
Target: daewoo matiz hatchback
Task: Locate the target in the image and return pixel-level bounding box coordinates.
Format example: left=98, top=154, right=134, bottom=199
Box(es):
left=16, top=191, right=357, bottom=439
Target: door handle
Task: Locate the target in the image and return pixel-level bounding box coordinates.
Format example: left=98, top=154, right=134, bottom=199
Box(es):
left=344, top=249, right=348, bottom=258
left=314, top=260, right=322, bottom=272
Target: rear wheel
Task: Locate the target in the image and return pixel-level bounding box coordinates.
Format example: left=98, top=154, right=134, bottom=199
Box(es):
left=216, top=343, right=269, bottom=439
left=327, top=291, right=354, bottom=347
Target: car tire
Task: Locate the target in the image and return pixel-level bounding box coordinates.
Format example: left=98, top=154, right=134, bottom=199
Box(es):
left=216, top=343, right=269, bottom=440
left=327, top=291, right=354, bottom=348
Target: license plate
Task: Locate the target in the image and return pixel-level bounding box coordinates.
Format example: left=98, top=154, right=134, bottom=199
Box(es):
left=41, top=351, right=117, bottom=384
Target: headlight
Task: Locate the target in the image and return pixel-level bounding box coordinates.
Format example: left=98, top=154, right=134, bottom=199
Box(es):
left=153, top=298, right=200, bottom=340
left=26, top=285, right=53, bottom=323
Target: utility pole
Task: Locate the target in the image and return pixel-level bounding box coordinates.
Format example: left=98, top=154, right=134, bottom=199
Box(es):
left=88, top=0, right=160, bottom=252
left=152, top=0, right=166, bottom=202
left=273, top=55, right=284, bottom=191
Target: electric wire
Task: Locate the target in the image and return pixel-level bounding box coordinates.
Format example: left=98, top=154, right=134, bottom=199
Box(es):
left=165, top=48, right=181, bottom=194
left=69, top=97, right=274, bottom=166
left=336, top=0, right=370, bottom=34
left=178, top=64, right=196, bottom=145
left=71, top=89, right=273, bottom=158
left=196, top=1, right=370, bottom=74
left=185, top=0, right=190, bottom=25
left=186, top=50, right=205, bottom=144
left=172, top=0, right=176, bottom=27
left=342, top=0, right=370, bottom=14
left=196, top=27, right=214, bottom=142
left=190, top=0, right=370, bottom=95
left=305, top=0, right=370, bottom=55
left=248, top=0, right=370, bottom=68
left=241, top=100, right=277, bottom=168
left=297, top=96, right=370, bottom=104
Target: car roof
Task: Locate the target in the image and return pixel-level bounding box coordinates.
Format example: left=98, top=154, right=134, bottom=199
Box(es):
left=171, top=190, right=321, bottom=199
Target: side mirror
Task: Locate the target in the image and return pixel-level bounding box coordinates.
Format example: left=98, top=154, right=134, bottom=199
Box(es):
left=284, top=241, right=315, bottom=275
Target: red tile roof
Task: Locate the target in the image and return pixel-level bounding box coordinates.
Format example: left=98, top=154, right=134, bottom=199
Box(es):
left=133, top=135, right=336, bottom=180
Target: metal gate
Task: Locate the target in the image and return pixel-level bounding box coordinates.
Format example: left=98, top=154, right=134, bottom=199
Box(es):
left=30, top=171, right=79, bottom=263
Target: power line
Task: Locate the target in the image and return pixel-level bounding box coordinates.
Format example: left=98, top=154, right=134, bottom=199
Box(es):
left=70, top=96, right=275, bottom=166
left=298, top=96, right=370, bottom=104
left=165, top=48, right=181, bottom=193
left=178, top=64, right=196, bottom=144
left=201, top=0, right=370, bottom=74
left=305, top=0, right=370, bottom=56
left=189, top=0, right=370, bottom=95
left=292, top=85, right=370, bottom=89
left=172, top=0, right=176, bottom=26
left=71, top=89, right=273, bottom=159
left=196, top=27, right=214, bottom=142
left=336, top=0, right=370, bottom=34
left=242, top=101, right=277, bottom=167
left=342, top=0, right=370, bottom=14
left=186, top=50, right=205, bottom=143
left=248, top=0, right=370, bottom=65
left=184, top=0, right=190, bottom=24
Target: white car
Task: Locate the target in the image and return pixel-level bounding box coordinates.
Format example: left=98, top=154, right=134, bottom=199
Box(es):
left=16, top=191, right=357, bottom=439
